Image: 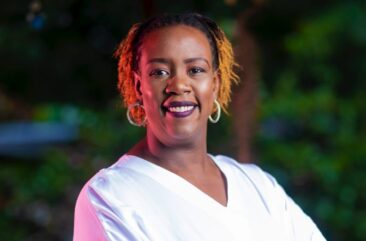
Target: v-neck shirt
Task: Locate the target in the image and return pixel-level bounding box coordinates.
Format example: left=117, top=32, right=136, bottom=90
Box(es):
left=73, top=154, right=326, bottom=241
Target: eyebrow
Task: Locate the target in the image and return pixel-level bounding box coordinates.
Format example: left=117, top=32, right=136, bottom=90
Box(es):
left=147, top=57, right=210, bottom=66
left=184, top=57, right=210, bottom=67
left=147, top=58, right=170, bottom=65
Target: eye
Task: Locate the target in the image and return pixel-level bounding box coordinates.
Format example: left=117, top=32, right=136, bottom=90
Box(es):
left=149, top=69, right=169, bottom=77
left=189, top=67, right=206, bottom=75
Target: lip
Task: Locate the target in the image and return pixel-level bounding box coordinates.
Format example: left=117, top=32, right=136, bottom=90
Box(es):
left=163, top=101, right=198, bottom=118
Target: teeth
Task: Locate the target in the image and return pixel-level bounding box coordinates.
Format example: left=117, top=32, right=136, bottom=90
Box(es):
left=168, top=106, right=194, bottom=113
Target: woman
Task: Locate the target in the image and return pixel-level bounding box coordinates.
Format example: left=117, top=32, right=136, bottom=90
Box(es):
left=73, top=13, right=326, bottom=241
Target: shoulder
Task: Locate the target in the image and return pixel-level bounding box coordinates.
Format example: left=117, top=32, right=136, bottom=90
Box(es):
left=73, top=155, right=152, bottom=241
left=81, top=155, right=147, bottom=200
left=213, top=155, right=326, bottom=241
left=213, top=154, right=278, bottom=189
left=213, top=154, right=286, bottom=212
left=74, top=155, right=147, bottom=227
left=74, top=155, right=130, bottom=213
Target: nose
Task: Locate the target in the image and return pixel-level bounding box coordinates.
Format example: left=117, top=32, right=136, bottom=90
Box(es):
left=165, top=72, right=191, bottom=95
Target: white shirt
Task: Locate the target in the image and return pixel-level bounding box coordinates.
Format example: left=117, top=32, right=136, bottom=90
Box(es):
left=73, top=154, right=326, bottom=241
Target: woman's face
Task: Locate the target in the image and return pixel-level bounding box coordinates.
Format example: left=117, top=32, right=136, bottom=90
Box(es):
left=135, top=24, right=219, bottom=145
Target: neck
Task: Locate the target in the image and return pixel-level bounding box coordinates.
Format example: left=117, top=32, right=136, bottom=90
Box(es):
left=130, top=129, right=211, bottom=174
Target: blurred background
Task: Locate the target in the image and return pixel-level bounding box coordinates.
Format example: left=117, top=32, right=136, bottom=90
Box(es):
left=0, top=0, right=365, bottom=240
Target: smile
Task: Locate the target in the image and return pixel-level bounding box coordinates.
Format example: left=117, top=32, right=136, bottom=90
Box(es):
left=168, top=106, right=195, bottom=113
left=163, top=101, right=198, bottom=118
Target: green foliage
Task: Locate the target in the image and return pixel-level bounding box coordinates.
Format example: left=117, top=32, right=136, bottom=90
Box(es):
left=0, top=0, right=365, bottom=240
left=0, top=103, right=144, bottom=241
left=255, top=1, right=366, bottom=241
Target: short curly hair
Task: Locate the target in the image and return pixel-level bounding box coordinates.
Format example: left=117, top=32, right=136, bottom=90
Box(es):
left=114, top=13, right=239, bottom=125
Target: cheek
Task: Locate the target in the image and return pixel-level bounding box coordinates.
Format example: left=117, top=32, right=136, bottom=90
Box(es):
left=140, top=80, right=164, bottom=111
left=140, top=75, right=158, bottom=98
left=195, top=80, right=216, bottom=114
left=198, top=79, right=216, bottom=99
left=144, top=85, right=163, bottom=101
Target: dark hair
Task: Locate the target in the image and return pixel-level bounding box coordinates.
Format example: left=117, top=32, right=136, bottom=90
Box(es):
left=131, top=13, right=220, bottom=72
left=114, top=13, right=239, bottom=125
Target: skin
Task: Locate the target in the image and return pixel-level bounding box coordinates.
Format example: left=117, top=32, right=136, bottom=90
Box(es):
left=129, top=25, right=228, bottom=206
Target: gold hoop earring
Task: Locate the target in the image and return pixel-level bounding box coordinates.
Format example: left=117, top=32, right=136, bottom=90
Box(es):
left=126, top=102, right=146, bottom=127
left=209, top=100, right=221, bottom=123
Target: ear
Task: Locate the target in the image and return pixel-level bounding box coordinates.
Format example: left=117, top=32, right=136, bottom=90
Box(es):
left=212, top=70, right=220, bottom=100
left=134, top=71, right=143, bottom=100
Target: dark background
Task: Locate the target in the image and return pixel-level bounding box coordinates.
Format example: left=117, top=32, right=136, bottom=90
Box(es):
left=0, top=0, right=365, bottom=240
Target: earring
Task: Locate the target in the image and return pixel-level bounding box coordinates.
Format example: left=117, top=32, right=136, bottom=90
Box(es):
left=126, top=102, right=147, bottom=127
left=209, top=100, right=221, bottom=123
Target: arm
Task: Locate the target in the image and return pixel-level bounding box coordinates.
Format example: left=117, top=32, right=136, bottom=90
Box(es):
left=225, top=155, right=327, bottom=241
left=264, top=172, right=327, bottom=241
left=73, top=185, right=149, bottom=241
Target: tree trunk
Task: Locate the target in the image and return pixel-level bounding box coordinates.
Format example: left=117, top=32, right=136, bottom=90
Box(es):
left=231, top=7, right=260, bottom=163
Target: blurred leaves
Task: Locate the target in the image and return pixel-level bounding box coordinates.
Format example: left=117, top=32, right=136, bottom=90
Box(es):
left=256, top=1, right=366, bottom=241
left=0, top=0, right=365, bottom=241
left=0, top=103, right=144, bottom=241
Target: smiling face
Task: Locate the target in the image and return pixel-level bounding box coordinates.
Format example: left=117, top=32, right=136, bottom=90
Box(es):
left=135, top=25, right=219, bottom=146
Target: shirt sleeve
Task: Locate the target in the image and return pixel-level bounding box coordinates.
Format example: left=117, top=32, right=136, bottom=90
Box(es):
left=73, top=184, right=150, bottom=241
left=263, top=171, right=327, bottom=241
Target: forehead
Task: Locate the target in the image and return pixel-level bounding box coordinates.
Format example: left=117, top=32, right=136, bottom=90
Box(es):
left=139, top=25, right=213, bottom=62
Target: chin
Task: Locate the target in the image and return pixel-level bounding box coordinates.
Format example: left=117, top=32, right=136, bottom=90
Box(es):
left=147, top=123, right=201, bottom=147
left=166, top=126, right=197, bottom=141
left=146, top=110, right=207, bottom=145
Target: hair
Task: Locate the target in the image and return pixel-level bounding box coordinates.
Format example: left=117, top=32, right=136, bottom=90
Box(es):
left=114, top=13, right=239, bottom=125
